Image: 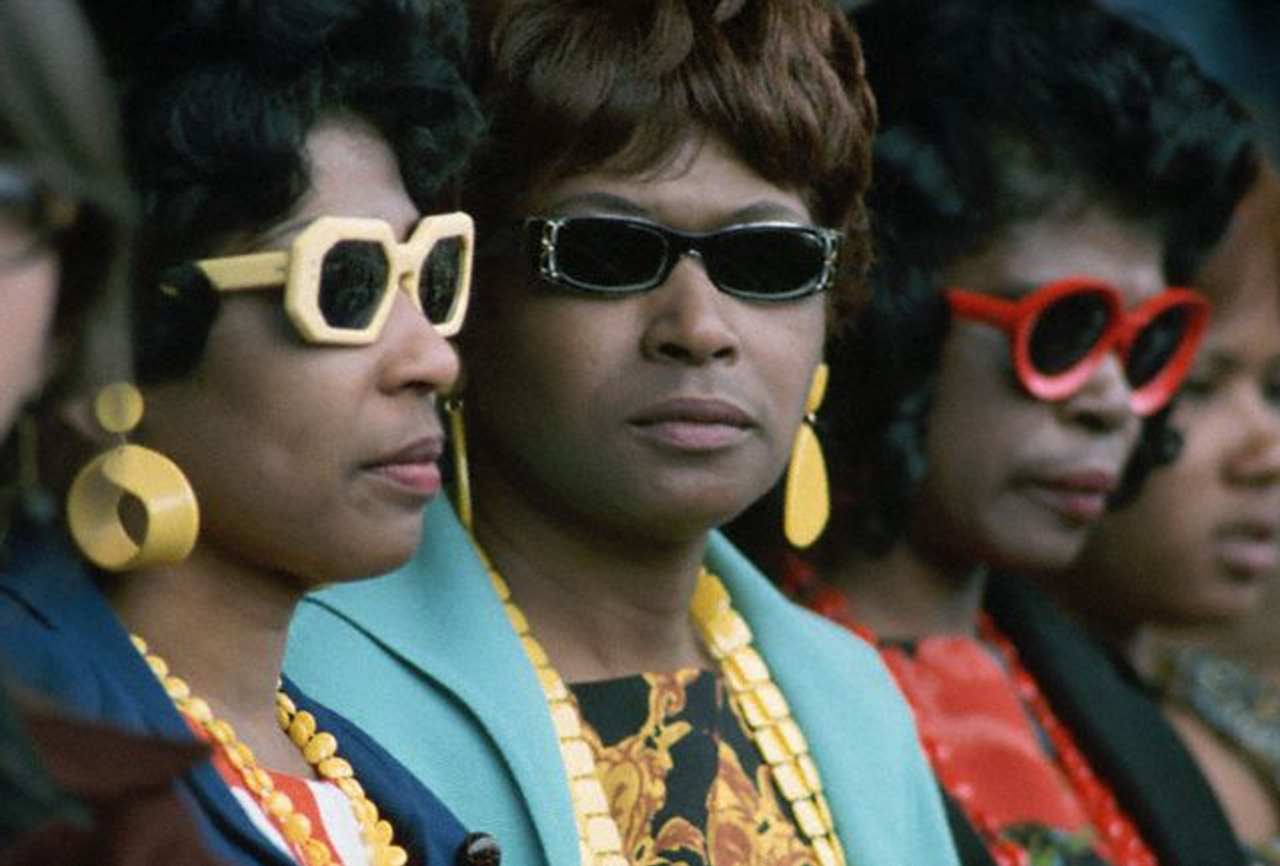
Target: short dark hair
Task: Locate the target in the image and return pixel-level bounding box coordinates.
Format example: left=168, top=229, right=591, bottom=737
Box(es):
left=466, top=0, right=877, bottom=327
left=79, top=0, right=484, bottom=382
left=824, top=0, right=1257, bottom=556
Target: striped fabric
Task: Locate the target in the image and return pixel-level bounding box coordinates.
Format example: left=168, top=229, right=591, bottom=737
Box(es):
left=186, top=713, right=372, bottom=866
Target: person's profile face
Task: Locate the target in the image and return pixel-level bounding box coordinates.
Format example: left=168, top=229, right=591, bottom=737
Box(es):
left=1063, top=172, right=1280, bottom=631
left=138, top=116, right=461, bottom=585
left=907, top=205, right=1163, bottom=573
left=0, top=164, right=64, bottom=434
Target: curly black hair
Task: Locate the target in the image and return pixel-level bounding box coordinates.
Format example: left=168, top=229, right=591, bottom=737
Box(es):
left=819, top=0, right=1256, bottom=557
left=78, top=0, right=484, bottom=382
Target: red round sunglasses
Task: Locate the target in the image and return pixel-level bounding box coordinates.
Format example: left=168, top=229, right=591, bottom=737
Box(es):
left=945, top=276, right=1209, bottom=416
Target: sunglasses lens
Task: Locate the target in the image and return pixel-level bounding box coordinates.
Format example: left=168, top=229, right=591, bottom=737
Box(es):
left=1126, top=305, right=1191, bottom=387
left=318, top=240, right=391, bottom=330
left=1029, top=292, right=1111, bottom=374
left=704, top=227, right=831, bottom=299
left=551, top=219, right=667, bottom=291
left=420, top=236, right=465, bottom=326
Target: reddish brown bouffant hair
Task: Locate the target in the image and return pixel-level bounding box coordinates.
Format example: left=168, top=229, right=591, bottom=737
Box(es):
left=466, top=0, right=877, bottom=327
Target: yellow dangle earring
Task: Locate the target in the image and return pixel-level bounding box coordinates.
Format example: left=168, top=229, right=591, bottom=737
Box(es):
left=783, top=362, right=830, bottom=549
left=66, top=382, right=199, bottom=571
left=444, top=394, right=473, bottom=532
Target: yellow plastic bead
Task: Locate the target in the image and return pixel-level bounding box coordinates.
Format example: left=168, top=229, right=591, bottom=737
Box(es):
left=301, top=838, right=331, bottom=866
left=302, top=732, right=337, bottom=764
left=163, top=676, right=190, bottom=701
left=289, top=712, right=318, bottom=748
left=225, top=744, right=247, bottom=771
left=206, top=720, right=236, bottom=745
left=130, top=635, right=149, bottom=654
left=374, top=844, right=409, bottom=866
left=337, top=778, right=365, bottom=800
left=281, top=811, right=312, bottom=843
left=144, top=655, right=168, bottom=678
left=363, top=819, right=391, bottom=846
left=317, top=756, right=353, bottom=780
left=248, top=767, right=273, bottom=795
left=232, top=741, right=256, bottom=770
left=184, top=697, right=214, bottom=724
left=275, top=691, right=298, bottom=715
left=263, top=790, right=294, bottom=818
left=351, top=797, right=378, bottom=825
left=94, top=382, right=144, bottom=434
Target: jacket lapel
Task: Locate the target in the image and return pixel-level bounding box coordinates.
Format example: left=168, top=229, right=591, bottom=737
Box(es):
left=5, top=527, right=301, bottom=866
left=985, top=573, right=1244, bottom=866
left=303, top=498, right=580, bottom=866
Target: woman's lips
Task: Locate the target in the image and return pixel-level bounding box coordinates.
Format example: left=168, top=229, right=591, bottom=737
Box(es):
left=1025, top=470, right=1118, bottom=524
left=629, top=397, right=755, bottom=451
left=1213, top=522, right=1280, bottom=579
left=365, top=437, right=444, bottom=497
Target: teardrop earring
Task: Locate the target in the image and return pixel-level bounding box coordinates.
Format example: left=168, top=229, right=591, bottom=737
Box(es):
left=783, top=363, right=830, bottom=549
left=444, top=394, right=473, bottom=531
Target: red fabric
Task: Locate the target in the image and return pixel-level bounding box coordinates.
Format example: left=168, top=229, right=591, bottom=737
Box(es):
left=880, top=637, right=1091, bottom=831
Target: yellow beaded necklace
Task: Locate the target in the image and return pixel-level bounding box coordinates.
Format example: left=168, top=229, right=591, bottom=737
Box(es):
left=480, top=557, right=847, bottom=866
left=131, top=635, right=408, bottom=866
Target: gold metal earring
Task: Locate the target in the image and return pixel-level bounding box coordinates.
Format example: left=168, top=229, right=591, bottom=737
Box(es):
left=66, top=383, right=200, bottom=571
left=444, top=395, right=473, bottom=531
left=783, top=363, right=830, bottom=549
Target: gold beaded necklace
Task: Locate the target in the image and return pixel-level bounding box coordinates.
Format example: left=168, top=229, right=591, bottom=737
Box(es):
left=131, top=635, right=408, bottom=866
left=480, top=556, right=847, bottom=866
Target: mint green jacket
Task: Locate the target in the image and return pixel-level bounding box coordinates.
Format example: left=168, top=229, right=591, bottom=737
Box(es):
left=285, top=499, right=960, bottom=866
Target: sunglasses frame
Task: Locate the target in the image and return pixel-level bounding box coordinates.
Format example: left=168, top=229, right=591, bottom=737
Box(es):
left=524, top=215, right=841, bottom=301
left=946, top=276, right=1209, bottom=416
left=196, top=212, right=474, bottom=345
left=0, top=163, right=79, bottom=268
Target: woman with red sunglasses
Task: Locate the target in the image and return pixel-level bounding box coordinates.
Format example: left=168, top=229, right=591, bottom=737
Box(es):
left=729, top=1, right=1259, bottom=865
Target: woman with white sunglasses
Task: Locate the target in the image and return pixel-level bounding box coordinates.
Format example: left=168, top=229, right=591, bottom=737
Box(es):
left=0, top=1, right=499, bottom=864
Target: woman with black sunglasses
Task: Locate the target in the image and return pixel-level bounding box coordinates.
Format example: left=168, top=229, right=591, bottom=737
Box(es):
left=0, top=1, right=500, bottom=864
left=288, top=2, right=960, bottom=866
left=730, top=1, right=1259, bottom=865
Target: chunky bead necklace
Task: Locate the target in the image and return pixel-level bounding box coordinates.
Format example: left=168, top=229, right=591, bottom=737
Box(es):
left=480, top=555, right=846, bottom=866
left=781, top=565, right=1156, bottom=866
left=131, top=635, right=408, bottom=866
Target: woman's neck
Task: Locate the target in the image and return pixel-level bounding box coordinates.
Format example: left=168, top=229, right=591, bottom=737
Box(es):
left=469, top=477, right=712, bottom=684
left=830, top=541, right=987, bottom=642
left=105, top=545, right=311, bottom=775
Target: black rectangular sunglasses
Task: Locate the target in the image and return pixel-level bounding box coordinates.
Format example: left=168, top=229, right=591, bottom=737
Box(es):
left=523, top=215, right=840, bottom=301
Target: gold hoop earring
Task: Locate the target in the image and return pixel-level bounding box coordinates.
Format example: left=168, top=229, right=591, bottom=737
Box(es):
left=783, top=363, right=830, bottom=549
left=66, top=383, right=200, bottom=572
left=444, top=395, right=473, bottom=532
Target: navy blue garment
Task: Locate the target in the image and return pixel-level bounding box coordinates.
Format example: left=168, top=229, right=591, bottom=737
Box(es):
left=0, top=524, right=476, bottom=866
